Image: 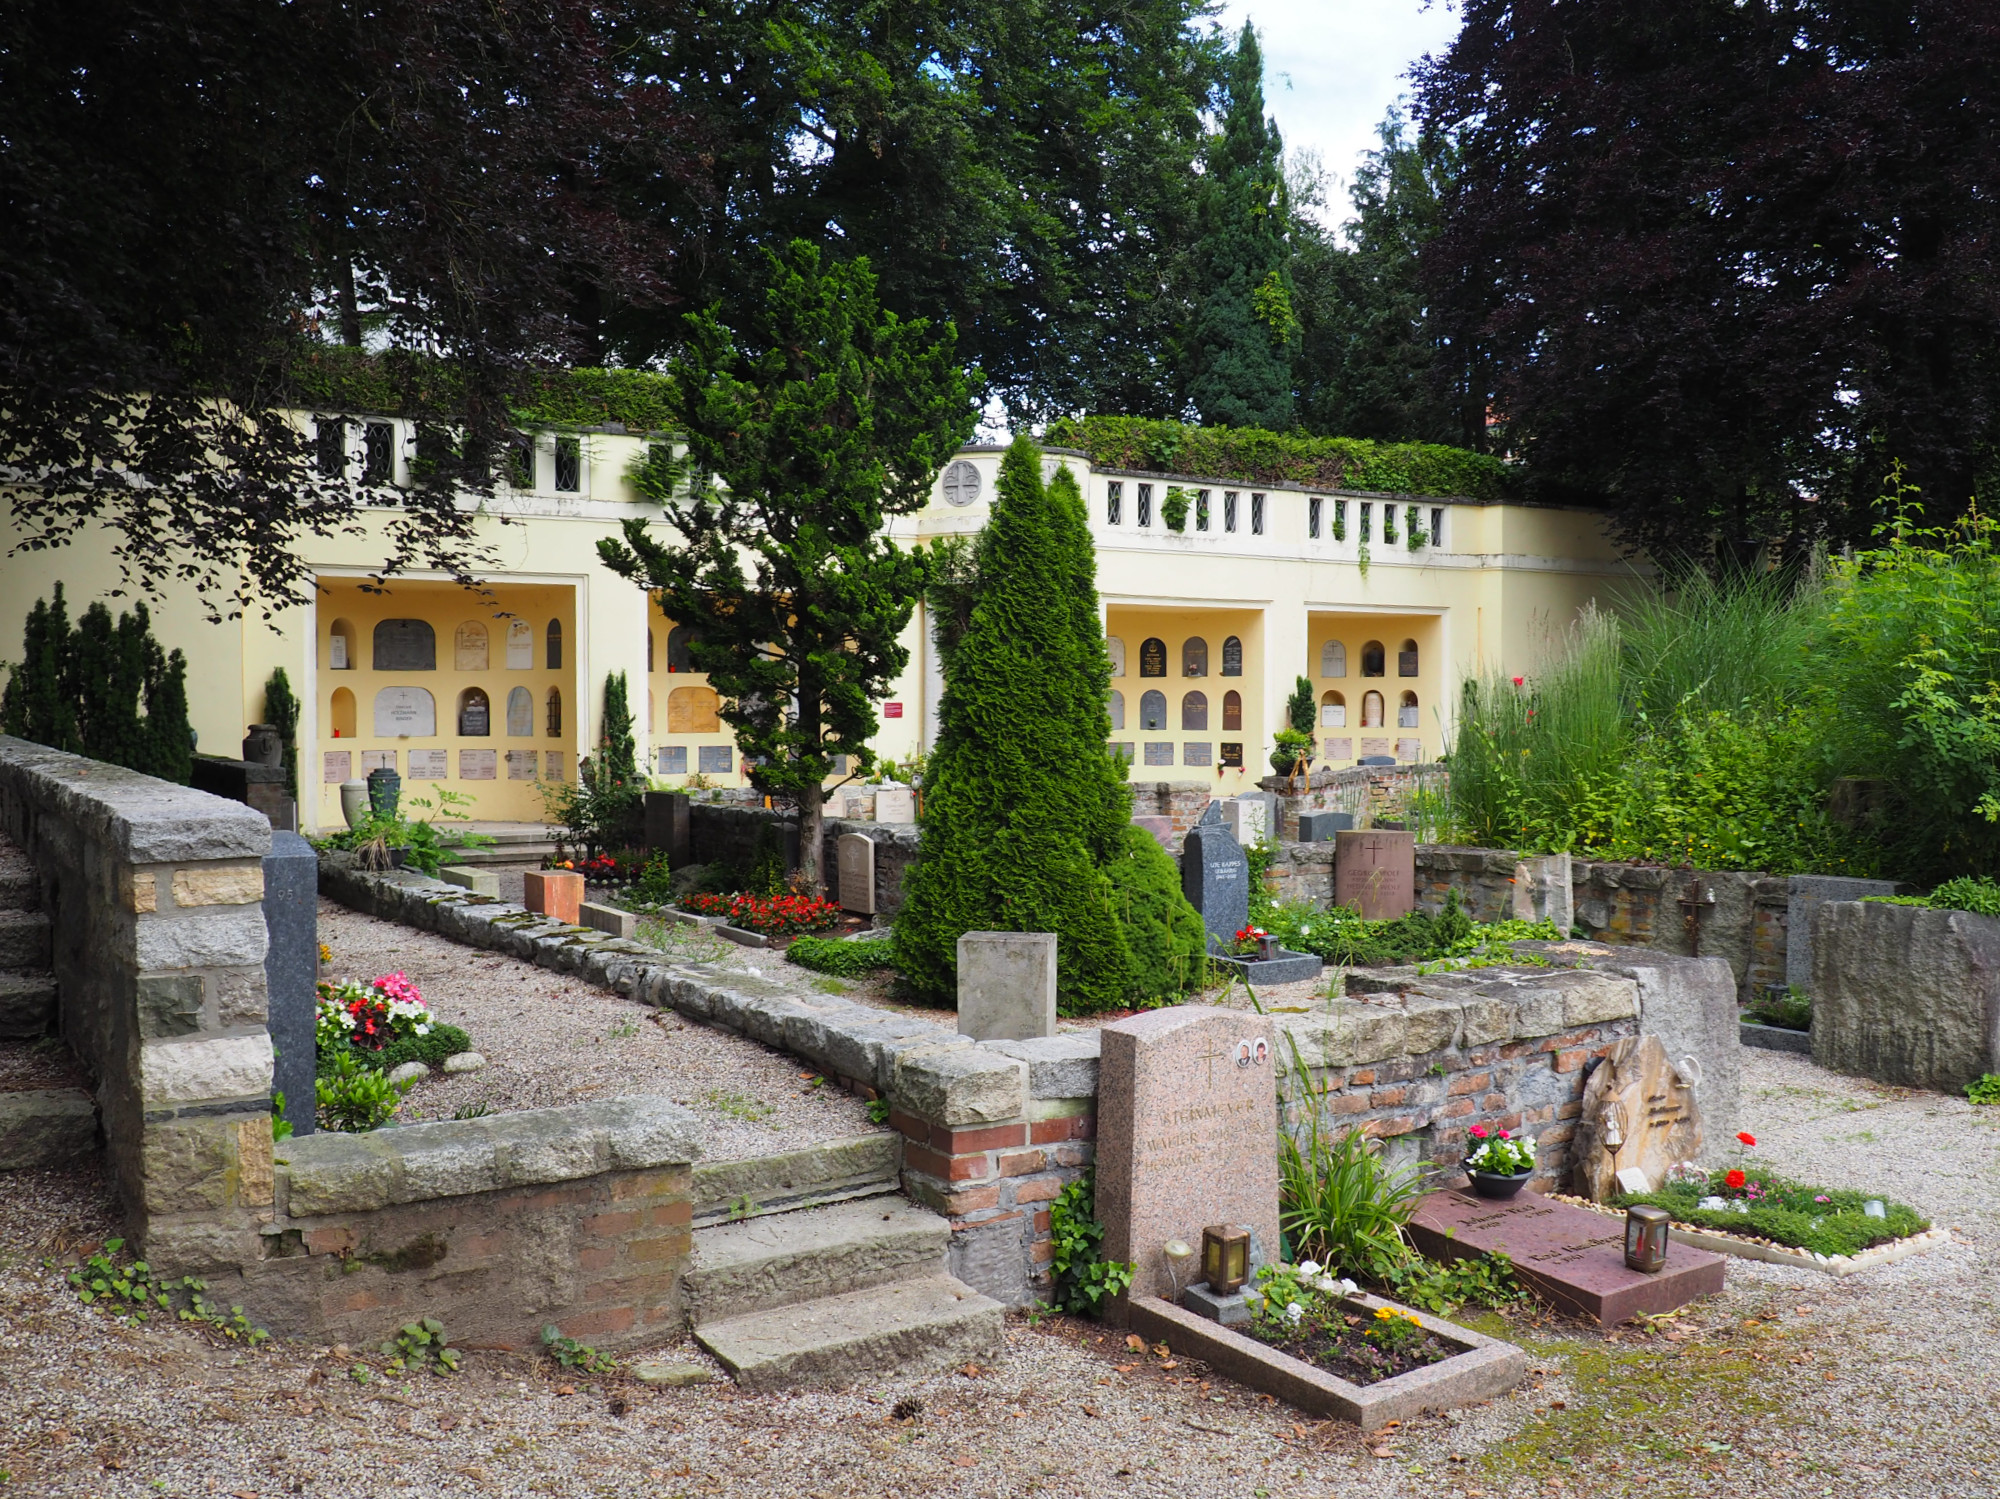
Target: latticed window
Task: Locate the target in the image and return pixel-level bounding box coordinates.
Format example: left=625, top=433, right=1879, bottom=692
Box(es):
left=315, top=418, right=347, bottom=478
left=554, top=437, right=581, bottom=492
left=1250, top=493, right=1265, bottom=535
left=1136, top=484, right=1152, bottom=527
left=1106, top=481, right=1123, bottom=524
left=510, top=434, right=536, bottom=490
left=363, top=422, right=394, bottom=483
left=1308, top=496, right=1322, bottom=538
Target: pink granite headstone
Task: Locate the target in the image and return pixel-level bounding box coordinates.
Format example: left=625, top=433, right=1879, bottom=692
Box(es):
left=1334, top=829, right=1415, bottom=919
left=1097, top=1005, right=1281, bottom=1304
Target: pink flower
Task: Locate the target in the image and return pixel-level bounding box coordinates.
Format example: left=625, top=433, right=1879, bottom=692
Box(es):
left=1469, top=1125, right=1488, bottom=1139
left=1497, top=1130, right=1511, bottom=1139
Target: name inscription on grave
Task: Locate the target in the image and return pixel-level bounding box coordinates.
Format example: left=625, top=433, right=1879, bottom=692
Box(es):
left=1138, top=1096, right=1259, bottom=1172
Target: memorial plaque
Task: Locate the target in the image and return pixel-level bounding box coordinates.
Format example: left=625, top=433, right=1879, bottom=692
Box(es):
left=507, top=749, right=539, bottom=780
left=1097, top=1005, right=1281, bottom=1303
left=372, top=618, right=436, bottom=671
left=507, top=686, right=534, bottom=736
left=1322, top=737, right=1353, bottom=760
left=1181, top=802, right=1249, bottom=950
left=360, top=750, right=396, bottom=774
left=373, top=686, right=436, bottom=738
left=408, top=749, right=448, bottom=779
left=698, top=744, right=733, bottom=775
left=1408, top=1188, right=1725, bottom=1326
left=1573, top=1035, right=1704, bottom=1200
left=1220, top=635, right=1243, bottom=677
left=459, top=749, right=496, bottom=780
left=1182, top=741, right=1212, bottom=766
left=1143, top=742, right=1174, bottom=767
left=1106, top=637, right=1126, bottom=677
left=322, top=750, right=351, bottom=784
left=328, top=633, right=349, bottom=670
left=1334, top=829, right=1414, bottom=920
left=1219, top=742, right=1242, bottom=768
left=658, top=745, right=687, bottom=776
left=1139, top=637, right=1167, bottom=677
left=837, top=833, right=877, bottom=914
left=454, top=622, right=489, bottom=671
left=874, top=786, right=915, bottom=823
left=1396, top=737, right=1422, bottom=762
left=1360, top=737, right=1392, bottom=758
left=544, top=751, right=565, bottom=781
left=1110, top=742, right=1135, bottom=762
left=506, top=618, right=534, bottom=668
left=459, top=691, right=490, bottom=737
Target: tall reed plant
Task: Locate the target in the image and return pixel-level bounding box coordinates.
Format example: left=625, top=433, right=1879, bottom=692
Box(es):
left=1276, top=1037, right=1428, bottom=1278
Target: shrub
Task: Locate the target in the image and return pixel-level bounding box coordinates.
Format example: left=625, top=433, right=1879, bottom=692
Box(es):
left=1746, top=986, right=1812, bottom=1032
left=1925, top=876, right=2000, bottom=917
left=316, top=1049, right=410, bottom=1132
left=1103, top=825, right=1209, bottom=1005
left=1965, top=1073, right=2000, bottom=1105
left=785, top=935, right=898, bottom=977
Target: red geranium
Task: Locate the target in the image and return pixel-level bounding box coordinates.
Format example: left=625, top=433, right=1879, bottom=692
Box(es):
left=1736, top=1131, right=1757, bottom=1147
left=1724, top=1169, right=1747, bottom=1190
left=679, top=891, right=840, bottom=936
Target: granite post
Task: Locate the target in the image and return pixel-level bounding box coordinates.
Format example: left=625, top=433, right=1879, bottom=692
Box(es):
left=644, top=791, right=693, bottom=868
left=263, top=831, right=319, bottom=1140
left=1181, top=803, right=1250, bottom=952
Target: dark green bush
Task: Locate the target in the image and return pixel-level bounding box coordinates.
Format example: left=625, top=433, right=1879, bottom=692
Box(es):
left=1925, top=876, right=2000, bottom=917
left=1104, top=825, right=1209, bottom=1004
left=319, top=1022, right=471, bottom=1077
left=784, top=936, right=898, bottom=978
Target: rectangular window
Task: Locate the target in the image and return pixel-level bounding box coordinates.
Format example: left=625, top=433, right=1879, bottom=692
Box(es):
left=314, top=418, right=347, bottom=479
left=1335, top=499, right=1348, bottom=540
left=1137, top=483, right=1152, bottom=527
left=1383, top=505, right=1397, bottom=543
left=1224, top=491, right=1238, bottom=532
left=554, top=436, right=581, bottom=492
left=510, top=434, right=536, bottom=490
left=363, top=421, right=395, bottom=483
left=1360, top=501, right=1372, bottom=541
left=1431, top=507, right=1444, bottom=547
left=1250, top=493, right=1265, bottom=535
left=1196, top=489, right=1210, bottom=531
left=1308, top=496, right=1323, bottom=539
left=1106, top=481, right=1123, bottom=525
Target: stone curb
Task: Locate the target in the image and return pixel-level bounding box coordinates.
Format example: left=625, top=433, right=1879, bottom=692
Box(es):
left=1739, top=1019, right=1813, bottom=1055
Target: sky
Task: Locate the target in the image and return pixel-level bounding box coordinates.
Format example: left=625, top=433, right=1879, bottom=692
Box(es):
left=1212, top=0, right=1463, bottom=226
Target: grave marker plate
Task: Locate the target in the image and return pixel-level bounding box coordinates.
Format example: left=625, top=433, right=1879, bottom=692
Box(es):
left=1143, top=742, right=1175, bottom=767
left=372, top=619, right=436, bottom=671
left=360, top=750, right=396, bottom=774
left=1334, top=829, right=1414, bottom=920
left=544, top=751, right=565, bottom=780
left=1321, top=737, right=1353, bottom=760
left=1296, top=810, right=1353, bottom=842
left=454, top=623, right=489, bottom=671
left=698, top=745, right=733, bottom=775
left=1181, top=802, right=1249, bottom=950
left=1408, top=1188, right=1724, bottom=1325
left=322, top=751, right=352, bottom=784
left=658, top=745, right=688, bottom=776
left=373, top=686, right=437, bottom=738
left=1098, top=1005, right=1281, bottom=1303
left=874, top=786, right=915, bottom=823
left=506, top=750, right=538, bottom=780
left=506, top=619, right=534, bottom=668
left=408, top=749, right=448, bottom=779
left=459, top=749, right=496, bottom=780
left=837, top=833, right=877, bottom=914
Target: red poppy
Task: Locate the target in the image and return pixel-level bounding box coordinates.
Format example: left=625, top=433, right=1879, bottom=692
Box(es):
left=1724, top=1169, right=1747, bottom=1190
left=1511, top=675, right=1525, bottom=687
left=1736, top=1131, right=1757, bottom=1147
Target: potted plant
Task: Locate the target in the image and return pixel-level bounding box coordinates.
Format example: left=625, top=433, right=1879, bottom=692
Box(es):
left=1464, top=1125, right=1536, bottom=1199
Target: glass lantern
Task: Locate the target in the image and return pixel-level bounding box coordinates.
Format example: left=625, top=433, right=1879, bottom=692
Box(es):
left=1201, top=1224, right=1251, bottom=1295
left=1624, top=1204, right=1670, bottom=1273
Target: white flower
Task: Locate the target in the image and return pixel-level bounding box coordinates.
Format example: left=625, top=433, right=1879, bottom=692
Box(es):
left=414, top=1023, right=432, bottom=1036
left=1313, top=1275, right=1339, bottom=1294
left=1698, top=1196, right=1728, bottom=1212
left=1296, top=1259, right=1322, bottom=1277
left=1284, top=1301, right=1305, bottom=1324
left=1335, top=1277, right=1359, bottom=1295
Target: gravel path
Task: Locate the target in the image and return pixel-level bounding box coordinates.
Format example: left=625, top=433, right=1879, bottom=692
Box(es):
left=319, top=900, right=879, bottom=1160
left=14, top=1032, right=1999, bottom=1495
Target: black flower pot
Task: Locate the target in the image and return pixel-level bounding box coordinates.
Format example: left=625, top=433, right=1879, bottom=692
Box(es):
left=1468, top=1168, right=1534, bottom=1201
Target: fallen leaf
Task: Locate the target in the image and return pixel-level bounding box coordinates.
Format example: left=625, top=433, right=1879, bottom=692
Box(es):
left=1160, top=1360, right=1179, bottom=1371
left=436, top=1414, right=459, bottom=1432
left=1082, top=1405, right=1100, bottom=1418
left=557, top=1385, right=575, bottom=1396
left=1152, top=1342, right=1169, bottom=1357
left=1125, top=1334, right=1146, bottom=1352
left=1113, top=1364, right=1136, bottom=1373
left=960, top=1364, right=982, bottom=1377
left=953, top=1456, right=975, bottom=1468
left=1369, top=1446, right=1393, bottom=1459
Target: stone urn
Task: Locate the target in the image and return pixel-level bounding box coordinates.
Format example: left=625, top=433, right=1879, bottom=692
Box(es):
left=1468, top=1168, right=1534, bottom=1202
left=366, top=765, right=403, bottom=819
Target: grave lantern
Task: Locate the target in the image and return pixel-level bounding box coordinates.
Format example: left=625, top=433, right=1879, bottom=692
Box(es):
left=1201, top=1224, right=1251, bottom=1295
left=1624, top=1204, right=1670, bottom=1274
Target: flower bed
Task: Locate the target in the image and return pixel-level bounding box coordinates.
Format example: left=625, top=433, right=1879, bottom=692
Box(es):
left=676, top=891, right=841, bottom=937
left=1248, top=1264, right=1451, bottom=1385
left=1614, top=1161, right=1929, bottom=1260
left=314, top=972, right=474, bottom=1132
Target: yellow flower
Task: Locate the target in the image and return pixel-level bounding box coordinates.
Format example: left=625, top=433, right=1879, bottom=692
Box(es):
left=1375, top=1306, right=1394, bottom=1320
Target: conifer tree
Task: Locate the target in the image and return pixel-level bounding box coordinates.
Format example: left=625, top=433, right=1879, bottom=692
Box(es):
left=1183, top=23, right=1296, bottom=430
left=0, top=587, right=189, bottom=782
left=897, top=437, right=1205, bottom=1012
left=0, top=585, right=76, bottom=752
left=140, top=638, right=192, bottom=784
left=597, top=671, right=639, bottom=786
left=264, top=668, right=300, bottom=798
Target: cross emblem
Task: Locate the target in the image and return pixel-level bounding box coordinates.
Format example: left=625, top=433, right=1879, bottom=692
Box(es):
left=1361, top=836, right=1386, bottom=861
left=1197, top=1039, right=1225, bottom=1087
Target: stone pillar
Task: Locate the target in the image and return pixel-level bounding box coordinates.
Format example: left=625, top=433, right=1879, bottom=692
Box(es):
left=956, top=932, right=1057, bottom=1041
left=263, top=831, right=319, bottom=1140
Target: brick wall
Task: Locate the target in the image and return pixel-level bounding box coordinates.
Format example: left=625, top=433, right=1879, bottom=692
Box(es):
left=1260, top=763, right=1442, bottom=842
left=1126, top=782, right=1221, bottom=853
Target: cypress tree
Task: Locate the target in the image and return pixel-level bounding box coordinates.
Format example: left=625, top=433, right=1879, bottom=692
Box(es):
left=1, top=587, right=190, bottom=782
left=597, top=671, right=639, bottom=786
left=142, top=641, right=193, bottom=784
left=0, top=585, right=76, bottom=751
left=896, top=438, right=1141, bottom=1013
left=264, top=668, right=301, bottom=797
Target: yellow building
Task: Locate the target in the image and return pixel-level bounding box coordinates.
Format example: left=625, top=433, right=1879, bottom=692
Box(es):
left=0, top=416, right=1641, bottom=833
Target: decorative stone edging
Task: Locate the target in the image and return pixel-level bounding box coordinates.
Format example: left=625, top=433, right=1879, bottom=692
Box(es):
left=1127, top=1291, right=1525, bottom=1429
left=1549, top=1192, right=1953, bottom=1277
left=1739, top=1019, right=1812, bottom=1056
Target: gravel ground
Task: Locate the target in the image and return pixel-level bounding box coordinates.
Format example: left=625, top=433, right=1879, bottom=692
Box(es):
left=319, top=900, right=879, bottom=1160
left=8, top=1047, right=2000, bottom=1497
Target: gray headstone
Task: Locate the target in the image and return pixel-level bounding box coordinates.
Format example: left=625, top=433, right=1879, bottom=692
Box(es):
left=1296, top=811, right=1353, bottom=842
left=371, top=618, right=437, bottom=671
left=645, top=790, right=692, bottom=866
left=1181, top=812, right=1249, bottom=951
left=1222, top=798, right=1266, bottom=846
left=837, top=833, right=877, bottom=914
left=579, top=901, right=639, bottom=939
left=1512, top=852, right=1575, bottom=932
left=956, top=932, right=1057, bottom=1041
left=263, top=830, right=319, bottom=1139
left=1787, top=875, right=1901, bottom=993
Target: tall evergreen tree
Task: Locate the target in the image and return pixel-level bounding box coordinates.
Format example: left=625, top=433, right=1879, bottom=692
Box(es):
left=1182, top=23, right=1296, bottom=430
left=0, top=587, right=190, bottom=781
left=596, top=671, right=639, bottom=787
left=139, top=637, right=192, bottom=784
left=0, top=585, right=76, bottom=752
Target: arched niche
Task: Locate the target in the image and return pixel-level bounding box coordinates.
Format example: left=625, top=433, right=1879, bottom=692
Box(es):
left=1220, top=636, right=1243, bottom=677
left=1106, top=636, right=1127, bottom=678
left=1362, top=690, right=1385, bottom=728
left=668, top=684, right=721, bottom=734
left=1399, top=690, right=1420, bottom=729
left=372, top=686, right=436, bottom=737
left=507, top=619, right=534, bottom=669
left=506, top=686, right=534, bottom=736
left=545, top=686, right=563, bottom=737
left=647, top=630, right=656, bottom=673
left=667, top=624, right=700, bottom=673
left=453, top=621, right=489, bottom=671
left=1320, top=640, right=1347, bottom=678
left=1139, top=689, right=1168, bottom=731
left=1223, top=690, right=1242, bottom=731
left=1181, top=637, right=1208, bottom=677
left=327, top=618, right=358, bottom=671
left=1138, top=637, right=1167, bottom=677
left=458, top=686, right=491, bottom=737
left=329, top=687, right=357, bottom=738
left=545, top=619, right=563, bottom=671
left=1361, top=640, right=1386, bottom=678
left=373, top=619, right=436, bottom=671
left=1181, top=691, right=1208, bottom=731
left=1109, top=689, right=1126, bottom=731
left=1320, top=690, right=1347, bottom=728
left=1399, top=638, right=1420, bottom=677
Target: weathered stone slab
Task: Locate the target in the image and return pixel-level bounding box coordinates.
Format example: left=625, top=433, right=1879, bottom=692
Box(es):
left=955, top=931, right=1057, bottom=1042
left=1813, top=900, right=2000, bottom=1091
left=1512, top=852, right=1573, bottom=931
left=1787, top=875, right=1900, bottom=993
left=264, top=830, right=318, bottom=1139
left=579, top=902, right=639, bottom=939
left=1335, top=830, right=1414, bottom=919
left=439, top=865, right=500, bottom=897
left=837, top=833, right=877, bottom=915
left=1097, top=1005, right=1280, bottom=1303
left=1572, top=1034, right=1703, bottom=1199
left=1296, top=811, right=1353, bottom=842
left=983, top=1032, right=1101, bottom=1099
left=1408, top=1188, right=1724, bottom=1325
left=1222, top=798, right=1267, bottom=847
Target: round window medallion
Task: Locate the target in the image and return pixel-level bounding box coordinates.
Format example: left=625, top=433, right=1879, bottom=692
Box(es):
left=940, top=460, right=982, bottom=507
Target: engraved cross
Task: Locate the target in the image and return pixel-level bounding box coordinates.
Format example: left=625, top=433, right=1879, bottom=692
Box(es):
left=1197, top=1040, right=1225, bottom=1087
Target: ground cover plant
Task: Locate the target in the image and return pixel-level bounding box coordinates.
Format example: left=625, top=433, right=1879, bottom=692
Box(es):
left=1045, top=1172, right=1134, bottom=1317
left=1866, top=875, right=2000, bottom=917
left=315, top=787, right=492, bottom=876
left=1254, top=887, right=1558, bottom=968
left=1745, top=986, right=1812, bottom=1032
left=1615, top=1164, right=1928, bottom=1258
left=1248, top=1264, right=1453, bottom=1386
left=784, top=935, right=898, bottom=978
left=313, top=971, right=472, bottom=1131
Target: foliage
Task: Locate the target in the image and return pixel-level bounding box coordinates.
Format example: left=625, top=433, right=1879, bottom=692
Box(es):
left=631, top=851, right=676, bottom=907
left=1966, top=1074, right=2000, bottom=1106
left=1182, top=23, right=1294, bottom=430
left=1160, top=485, right=1191, bottom=533
left=1046, top=1172, right=1134, bottom=1317
left=1746, top=986, right=1812, bottom=1032
left=541, top=1324, right=617, bottom=1375
left=1285, top=676, right=1316, bottom=737
left=318, top=787, right=491, bottom=876
left=65, top=1239, right=269, bottom=1344
left=1271, top=728, right=1315, bottom=777
left=865, top=1098, right=892, bottom=1126
left=898, top=438, right=1171, bottom=1015
left=595, top=671, right=640, bottom=787
left=1102, top=824, right=1211, bottom=1005
left=1463, top=1124, right=1535, bottom=1177
left=1253, top=889, right=1556, bottom=969
left=540, top=765, right=642, bottom=865
left=1, top=585, right=192, bottom=782
left=315, top=973, right=437, bottom=1055
left=1041, top=415, right=1512, bottom=501
left=1376, top=1251, right=1523, bottom=1317
left=315, top=1049, right=412, bottom=1133
left=263, top=667, right=300, bottom=799
left=1926, top=877, right=2000, bottom=916
left=678, top=891, right=840, bottom=937
left=1617, top=1165, right=1929, bottom=1260
left=784, top=936, right=899, bottom=979
left=381, top=1318, right=462, bottom=1375
left=601, top=242, right=976, bottom=894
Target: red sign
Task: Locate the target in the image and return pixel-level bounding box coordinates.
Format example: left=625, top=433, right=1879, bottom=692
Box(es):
left=884, top=702, right=904, bottom=718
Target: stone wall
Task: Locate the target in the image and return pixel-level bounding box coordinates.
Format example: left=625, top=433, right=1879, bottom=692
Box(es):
left=1260, top=763, right=1442, bottom=842
left=1812, top=901, right=2000, bottom=1092
left=0, top=735, right=275, bottom=1269
left=1126, top=782, right=1223, bottom=852
left=683, top=802, right=920, bottom=916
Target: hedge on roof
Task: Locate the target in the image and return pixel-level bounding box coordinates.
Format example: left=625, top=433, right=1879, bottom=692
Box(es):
left=1040, top=414, right=1514, bottom=501
left=287, top=346, right=678, bottom=432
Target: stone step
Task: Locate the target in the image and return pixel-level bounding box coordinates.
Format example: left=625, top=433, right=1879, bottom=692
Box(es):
left=0, top=911, right=51, bottom=972
left=0, top=868, right=35, bottom=915
left=0, top=1088, right=97, bottom=1170
left=0, top=974, right=57, bottom=1039
left=693, top=1131, right=900, bottom=1225
left=694, top=1274, right=1005, bottom=1392
left=687, top=1197, right=950, bottom=1325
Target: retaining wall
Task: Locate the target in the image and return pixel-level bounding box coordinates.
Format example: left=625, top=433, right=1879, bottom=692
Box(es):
left=1812, top=900, right=2000, bottom=1092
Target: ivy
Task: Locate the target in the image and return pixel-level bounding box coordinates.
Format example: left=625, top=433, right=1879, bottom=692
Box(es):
left=289, top=347, right=678, bottom=433
left=1046, top=1171, right=1134, bottom=1317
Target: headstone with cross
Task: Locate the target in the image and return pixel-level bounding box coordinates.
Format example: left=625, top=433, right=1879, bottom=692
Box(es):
left=1334, top=828, right=1415, bottom=920
left=1095, top=1004, right=1281, bottom=1308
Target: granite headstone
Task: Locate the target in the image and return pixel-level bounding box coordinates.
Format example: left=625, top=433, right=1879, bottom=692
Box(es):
left=873, top=786, right=916, bottom=824
left=1334, top=829, right=1414, bottom=919
left=645, top=790, right=693, bottom=866
left=1296, top=810, right=1353, bottom=842
left=837, top=832, right=877, bottom=914
left=1787, top=875, right=1901, bottom=993
left=1181, top=802, right=1250, bottom=951
left=263, top=831, right=319, bottom=1139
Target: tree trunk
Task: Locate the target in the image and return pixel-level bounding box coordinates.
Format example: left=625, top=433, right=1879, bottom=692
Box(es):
left=798, top=779, right=825, bottom=898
